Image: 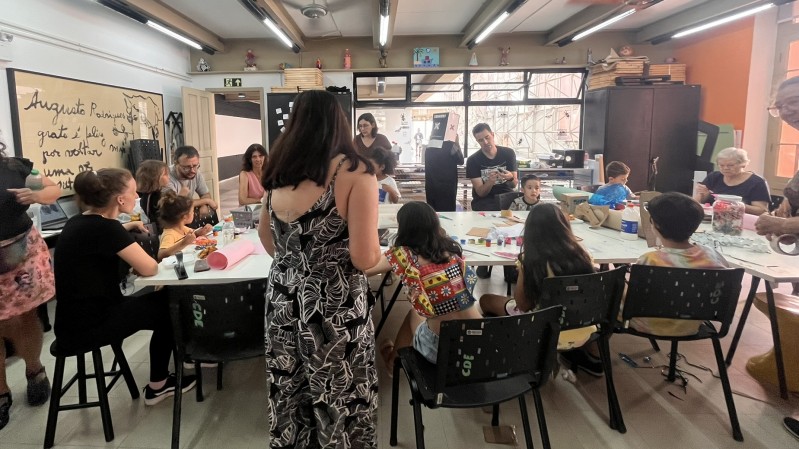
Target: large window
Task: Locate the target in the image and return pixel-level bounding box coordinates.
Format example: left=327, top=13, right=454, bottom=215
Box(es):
left=354, top=68, right=587, bottom=164
left=766, top=20, right=799, bottom=191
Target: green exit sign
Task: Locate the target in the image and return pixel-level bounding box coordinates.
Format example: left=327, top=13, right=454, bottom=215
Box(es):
left=224, top=78, right=242, bottom=87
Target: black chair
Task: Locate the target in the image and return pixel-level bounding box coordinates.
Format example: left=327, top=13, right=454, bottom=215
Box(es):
left=618, top=265, right=745, bottom=442
left=44, top=340, right=139, bottom=448
left=538, top=266, right=628, bottom=433
left=389, top=305, right=563, bottom=449
left=168, top=279, right=268, bottom=449
left=498, top=191, right=523, bottom=210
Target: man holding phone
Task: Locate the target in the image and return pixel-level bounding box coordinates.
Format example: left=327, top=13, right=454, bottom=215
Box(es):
left=466, top=123, right=518, bottom=211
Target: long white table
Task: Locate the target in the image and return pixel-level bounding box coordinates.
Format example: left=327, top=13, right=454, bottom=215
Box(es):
left=134, top=231, right=272, bottom=287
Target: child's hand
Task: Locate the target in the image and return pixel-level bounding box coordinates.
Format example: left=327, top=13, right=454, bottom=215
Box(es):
left=195, top=224, right=213, bottom=236
left=180, top=232, right=197, bottom=247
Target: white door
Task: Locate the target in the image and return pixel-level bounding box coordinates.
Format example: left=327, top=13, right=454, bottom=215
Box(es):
left=182, top=87, right=220, bottom=204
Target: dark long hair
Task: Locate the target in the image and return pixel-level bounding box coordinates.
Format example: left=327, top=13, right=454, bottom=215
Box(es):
left=242, top=143, right=267, bottom=171
left=157, top=190, right=193, bottom=228
left=394, top=201, right=461, bottom=264
left=262, top=90, right=373, bottom=189
left=357, top=113, right=378, bottom=137
left=521, top=203, right=594, bottom=302
left=74, top=168, right=132, bottom=209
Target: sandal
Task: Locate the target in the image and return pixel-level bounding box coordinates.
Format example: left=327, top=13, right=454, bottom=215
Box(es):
left=379, top=340, right=396, bottom=377
left=0, top=392, right=12, bottom=431
left=26, top=366, right=51, bottom=406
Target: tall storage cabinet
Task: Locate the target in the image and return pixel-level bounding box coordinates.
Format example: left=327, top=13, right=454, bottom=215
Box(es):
left=582, top=85, right=701, bottom=194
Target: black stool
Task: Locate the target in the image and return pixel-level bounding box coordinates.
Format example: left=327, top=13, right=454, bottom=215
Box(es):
left=44, top=340, right=139, bottom=448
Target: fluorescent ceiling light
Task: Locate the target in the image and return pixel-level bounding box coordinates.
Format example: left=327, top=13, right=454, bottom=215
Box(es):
left=573, top=9, right=636, bottom=41
left=380, top=14, right=389, bottom=46
left=475, top=11, right=509, bottom=45
left=147, top=20, right=201, bottom=49
left=263, top=17, right=294, bottom=48
left=673, top=3, right=774, bottom=38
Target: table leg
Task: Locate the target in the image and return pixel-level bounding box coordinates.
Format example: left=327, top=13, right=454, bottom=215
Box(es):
left=375, top=283, right=402, bottom=337
left=764, top=282, right=788, bottom=399
left=725, top=276, right=760, bottom=366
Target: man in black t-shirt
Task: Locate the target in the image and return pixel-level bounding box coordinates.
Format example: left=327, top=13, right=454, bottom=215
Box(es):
left=466, top=123, right=518, bottom=211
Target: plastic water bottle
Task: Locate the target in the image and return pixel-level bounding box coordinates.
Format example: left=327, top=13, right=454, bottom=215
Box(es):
left=221, top=216, right=235, bottom=246
left=25, top=169, right=43, bottom=191
left=620, top=204, right=639, bottom=240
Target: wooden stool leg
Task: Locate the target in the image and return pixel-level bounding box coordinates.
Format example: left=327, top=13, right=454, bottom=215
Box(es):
left=76, top=353, right=87, bottom=404
left=43, top=355, right=66, bottom=449
left=91, top=350, right=114, bottom=442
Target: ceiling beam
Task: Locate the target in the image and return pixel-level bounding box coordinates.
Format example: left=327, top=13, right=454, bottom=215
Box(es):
left=544, top=4, right=626, bottom=46
left=253, top=0, right=305, bottom=50
left=372, top=0, right=399, bottom=49
left=459, top=0, right=520, bottom=48
left=634, top=0, right=776, bottom=44
left=123, top=0, right=225, bottom=52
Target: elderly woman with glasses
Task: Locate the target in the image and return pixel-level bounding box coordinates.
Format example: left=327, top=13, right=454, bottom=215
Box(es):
left=353, top=112, right=392, bottom=158
left=693, top=147, right=771, bottom=216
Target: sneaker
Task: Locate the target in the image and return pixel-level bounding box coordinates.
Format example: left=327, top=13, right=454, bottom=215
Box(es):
left=143, top=374, right=197, bottom=406
left=476, top=266, right=491, bottom=279
left=26, top=367, right=51, bottom=406
left=0, top=393, right=11, bottom=431
left=560, top=349, right=604, bottom=377
left=785, top=417, right=799, bottom=440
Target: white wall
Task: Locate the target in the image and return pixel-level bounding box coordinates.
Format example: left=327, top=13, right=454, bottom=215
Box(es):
left=215, top=115, right=262, bottom=158
left=0, top=0, right=192, bottom=157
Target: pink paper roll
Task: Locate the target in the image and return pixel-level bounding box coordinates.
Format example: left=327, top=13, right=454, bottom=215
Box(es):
left=207, top=240, right=255, bottom=270
left=742, top=213, right=758, bottom=231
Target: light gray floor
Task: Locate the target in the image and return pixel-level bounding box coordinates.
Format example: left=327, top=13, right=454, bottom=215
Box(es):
left=3, top=180, right=796, bottom=448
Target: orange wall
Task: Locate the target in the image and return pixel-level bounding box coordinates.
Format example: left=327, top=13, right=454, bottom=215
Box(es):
left=672, top=17, right=754, bottom=130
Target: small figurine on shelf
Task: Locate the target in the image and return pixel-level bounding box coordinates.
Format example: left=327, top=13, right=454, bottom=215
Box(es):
left=468, top=51, right=478, bottom=66
left=553, top=56, right=566, bottom=64
left=618, top=45, right=635, bottom=57
left=664, top=57, right=677, bottom=64
left=379, top=49, right=388, bottom=68
left=499, top=47, right=510, bottom=66
left=196, top=58, right=210, bottom=72
left=315, top=58, right=322, bottom=69
left=245, top=49, right=257, bottom=71
left=278, top=62, right=293, bottom=70
left=344, top=48, right=352, bottom=69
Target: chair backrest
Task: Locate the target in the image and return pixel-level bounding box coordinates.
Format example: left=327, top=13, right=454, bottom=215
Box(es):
left=434, top=305, right=563, bottom=393
left=497, top=191, right=523, bottom=210
left=168, top=279, right=267, bottom=361
left=538, top=266, right=627, bottom=333
left=622, top=265, right=744, bottom=337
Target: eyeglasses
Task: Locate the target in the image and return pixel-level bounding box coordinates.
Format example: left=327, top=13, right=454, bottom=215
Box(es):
left=768, top=98, right=799, bottom=117
left=178, top=163, right=200, bottom=171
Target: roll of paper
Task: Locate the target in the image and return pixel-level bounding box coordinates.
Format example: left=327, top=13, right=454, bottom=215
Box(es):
left=207, top=239, right=255, bottom=270
left=769, top=234, right=799, bottom=256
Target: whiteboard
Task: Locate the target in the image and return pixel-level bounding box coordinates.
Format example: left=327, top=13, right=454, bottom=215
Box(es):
left=7, top=69, right=165, bottom=194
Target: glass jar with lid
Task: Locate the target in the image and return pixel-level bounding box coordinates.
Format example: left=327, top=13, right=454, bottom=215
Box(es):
left=712, top=194, right=745, bottom=235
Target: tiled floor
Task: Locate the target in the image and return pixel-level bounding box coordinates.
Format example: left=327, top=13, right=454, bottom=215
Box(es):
left=4, top=181, right=797, bottom=448
left=1, top=271, right=797, bottom=449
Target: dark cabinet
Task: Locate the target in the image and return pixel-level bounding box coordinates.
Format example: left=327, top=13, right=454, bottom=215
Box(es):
left=582, top=85, right=701, bottom=194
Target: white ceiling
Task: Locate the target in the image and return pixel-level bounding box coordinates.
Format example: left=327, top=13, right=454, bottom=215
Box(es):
left=157, top=0, right=712, bottom=41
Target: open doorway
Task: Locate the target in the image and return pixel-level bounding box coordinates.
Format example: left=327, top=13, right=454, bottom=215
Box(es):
left=206, top=87, right=266, bottom=214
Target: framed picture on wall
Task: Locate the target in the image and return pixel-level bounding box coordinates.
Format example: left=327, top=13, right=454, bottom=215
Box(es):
left=6, top=69, right=165, bottom=194
left=413, top=48, right=440, bottom=68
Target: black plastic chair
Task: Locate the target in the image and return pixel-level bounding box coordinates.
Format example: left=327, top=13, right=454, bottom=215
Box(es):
left=618, top=265, right=745, bottom=441
left=537, top=266, right=628, bottom=433
left=498, top=191, right=523, bottom=210
left=44, top=340, right=139, bottom=448
left=167, top=279, right=268, bottom=449
left=389, top=305, right=563, bottom=449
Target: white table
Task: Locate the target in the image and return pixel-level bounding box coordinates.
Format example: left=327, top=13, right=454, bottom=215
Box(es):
left=134, top=231, right=272, bottom=287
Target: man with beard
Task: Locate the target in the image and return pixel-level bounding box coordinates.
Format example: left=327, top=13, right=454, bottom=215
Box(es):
left=165, top=146, right=218, bottom=225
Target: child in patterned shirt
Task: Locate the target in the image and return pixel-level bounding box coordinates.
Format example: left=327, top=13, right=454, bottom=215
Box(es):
left=366, top=201, right=481, bottom=371
left=629, top=192, right=729, bottom=336
left=509, top=174, right=541, bottom=211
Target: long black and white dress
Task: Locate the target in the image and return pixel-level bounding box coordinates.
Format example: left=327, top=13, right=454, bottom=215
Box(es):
left=265, top=160, right=377, bottom=448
